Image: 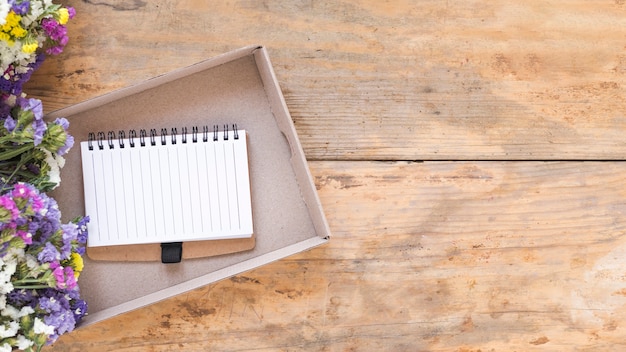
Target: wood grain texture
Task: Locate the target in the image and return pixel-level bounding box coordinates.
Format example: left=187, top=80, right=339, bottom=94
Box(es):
left=22, top=0, right=626, bottom=351
left=47, top=161, right=626, bottom=351
left=28, top=0, right=626, bottom=160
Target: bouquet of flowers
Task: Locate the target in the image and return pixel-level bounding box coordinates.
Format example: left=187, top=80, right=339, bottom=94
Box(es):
left=0, top=95, right=85, bottom=351
left=0, top=183, right=88, bottom=351
left=0, top=94, right=73, bottom=192
left=0, top=0, right=86, bottom=348
left=0, top=97, right=84, bottom=351
left=0, top=0, right=75, bottom=100
left=0, top=2, right=85, bottom=349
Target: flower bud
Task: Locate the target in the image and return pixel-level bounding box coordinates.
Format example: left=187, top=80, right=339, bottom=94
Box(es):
left=41, top=122, right=68, bottom=154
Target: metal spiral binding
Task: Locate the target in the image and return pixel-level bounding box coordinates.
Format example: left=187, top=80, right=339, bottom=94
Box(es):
left=139, top=129, right=147, bottom=146
left=129, top=130, right=137, bottom=147
left=181, top=127, right=187, bottom=144
left=118, top=130, right=126, bottom=148
left=150, top=129, right=157, bottom=146
left=97, top=132, right=105, bottom=150
left=88, top=132, right=95, bottom=150
left=87, top=124, right=240, bottom=150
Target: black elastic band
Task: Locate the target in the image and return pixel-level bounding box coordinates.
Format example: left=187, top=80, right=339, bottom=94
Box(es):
left=160, top=242, right=183, bottom=263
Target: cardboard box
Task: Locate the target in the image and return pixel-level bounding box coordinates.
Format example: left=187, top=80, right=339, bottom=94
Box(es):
left=47, top=45, right=331, bottom=325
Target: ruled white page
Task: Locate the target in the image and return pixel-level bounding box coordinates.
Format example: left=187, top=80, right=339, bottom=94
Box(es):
left=80, top=127, right=253, bottom=247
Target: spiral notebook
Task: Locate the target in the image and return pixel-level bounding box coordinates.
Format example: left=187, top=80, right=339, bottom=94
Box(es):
left=80, top=125, right=253, bottom=247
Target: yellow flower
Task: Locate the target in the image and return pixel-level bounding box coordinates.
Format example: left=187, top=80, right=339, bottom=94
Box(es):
left=58, top=8, right=69, bottom=25
left=21, top=41, right=38, bottom=54
left=10, top=25, right=26, bottom=38
left=0, top=32, right=13, bottom=45
left=4, top=11, right=20, bottom=28
left=1, top=12, right=22, bottom=37
left=70, top=252, right=84, bottom=278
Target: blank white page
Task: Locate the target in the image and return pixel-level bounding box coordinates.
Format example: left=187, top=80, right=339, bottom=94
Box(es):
left=80, top=126, right=253, bottom=247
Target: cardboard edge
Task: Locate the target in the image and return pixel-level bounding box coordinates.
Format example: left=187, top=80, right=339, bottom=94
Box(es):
left=252, top=47, right=331, bottom=240
left=81, top=236, right=328, bottom=326
left=46, top=45, right=263, bottom=120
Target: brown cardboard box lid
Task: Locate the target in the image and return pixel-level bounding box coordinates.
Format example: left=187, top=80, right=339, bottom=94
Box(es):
left=47, top=45, right=330, bottom=325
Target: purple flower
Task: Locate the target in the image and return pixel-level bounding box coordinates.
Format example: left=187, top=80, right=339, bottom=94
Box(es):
left=6, top=289, right=36, bottom=307
left=63, top=267, right=77, bottom=289
left=71, top=298, right=87, bottom=323
left=51, top=25, right=67, bottom=42
left=53, top=118, right=69, bottom=130
left=44, top=309, right=76, bottom=343
left=38, top=242, right=60, bottom=263
left=59, top=225, right=76, bottom=258
left=0, top=54, right=45, bottom=97
left=53, top=118, right=74, bottom=155
left=28, top=218, right=41, bottom=234
left=58, top=133, right=73, bottom=155
left=76, top=216, right=88, bottom=244
left=33, top=119, right=46, bottom=146
left=18, top=97, right=43, bottom=118
left=31, top=196, right=44, bottom=214
left=16, top=229, right=32, bottom=244
left=12, top=182, right=36, bottom=199
left=41, top=18, right=58, bottom=35
left=50, top=263, right=66, bottom=289
left=13, top=98, right=47, bottom=145
left=0, top=195, right=19, bottom=224
left=46, top=46, right=64, bottom=56
left=10, top=0, right=30, bottom=15
left=4, top=116, right=16, bottom=132
left=39, top=295, right=62, bottom=312
left=37, top=288, right=79, bottom=344
left=34, top=198, right=61, bottom=244
left=68, top=7, right=76, bottom=19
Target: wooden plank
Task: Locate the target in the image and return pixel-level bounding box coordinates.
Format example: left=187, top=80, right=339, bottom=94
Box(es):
left=48, top=161, right=626, bottom=351
left=28, top=1, right=626, bottom=160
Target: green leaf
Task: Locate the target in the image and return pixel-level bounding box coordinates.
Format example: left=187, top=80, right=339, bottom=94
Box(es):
left=0, top=144, right=33, bottom=161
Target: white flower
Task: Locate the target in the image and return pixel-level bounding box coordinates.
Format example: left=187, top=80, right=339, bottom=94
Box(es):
left=1, top=305, right=18, bottom=320
left=0, top=0, right=10, bottom=26
left=43, top=149, right=62, bottom=188
left=57, top=154, right=66, bottom=168
left=6, top=247, right=24, bottom=259
left=25, top=254, right=39, bottom=270
left=18, top=306, right=34, bottom=318
left=0, top=281, right=13, bottom=296
left=33, top=318, right=55, bottom=335
left=0, top=255, right=17, bottom=294
left=0, top=321, right=18, bottom=339
left=0, top=295, right=5, bottom=311
left=21, top=1, right=43, bottom=27
left=16, top=335, right=34, bottom=350
left=0, top=342, right=11, bottom=352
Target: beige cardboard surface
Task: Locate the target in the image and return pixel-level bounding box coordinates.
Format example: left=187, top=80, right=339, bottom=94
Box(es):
left=47, top=46, right=330, bottom=324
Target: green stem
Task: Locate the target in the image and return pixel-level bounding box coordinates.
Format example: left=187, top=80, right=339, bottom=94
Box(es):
left=12, top=284, right=51, bottom=289
left=0, top=151, right=36, bottom=190
left=0, top=144, right=33, bottom=161
left=12, top=278, right=47, bottom=287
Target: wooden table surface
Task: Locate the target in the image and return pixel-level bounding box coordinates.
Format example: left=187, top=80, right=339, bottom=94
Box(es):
left=29, top=1, right=626, bottom=351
